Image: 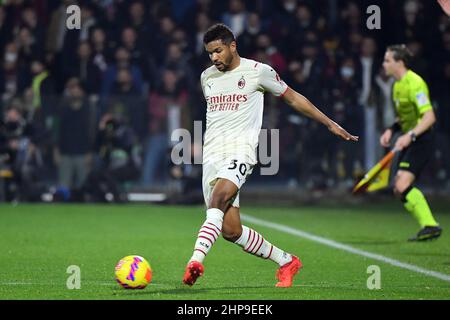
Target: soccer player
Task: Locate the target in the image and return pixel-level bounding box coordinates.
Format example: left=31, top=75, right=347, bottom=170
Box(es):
left=183, top=24, right=358, bottom=287
left=380, top=44, right=442, bottom=241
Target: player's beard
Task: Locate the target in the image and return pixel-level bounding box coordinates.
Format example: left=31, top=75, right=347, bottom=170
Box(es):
left=216, top=54, right=233, bottom=72
left=214, top=62, right=226, bottom=71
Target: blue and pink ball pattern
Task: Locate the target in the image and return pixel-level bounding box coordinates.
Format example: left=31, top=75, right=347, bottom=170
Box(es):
left=115, top=255, right=152, bottom=289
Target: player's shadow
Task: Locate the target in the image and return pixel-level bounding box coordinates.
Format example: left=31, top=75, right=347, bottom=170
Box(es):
left=402, top=251, right=450, bottom=258
left=154, top=284, right=275, bottom=296
left=112, top=284, right=275, bottom=297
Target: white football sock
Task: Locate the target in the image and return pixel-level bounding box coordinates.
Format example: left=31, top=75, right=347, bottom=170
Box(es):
left=235, top=225, right=292, bottom=266
left=190, top=208, right=224, bottom=263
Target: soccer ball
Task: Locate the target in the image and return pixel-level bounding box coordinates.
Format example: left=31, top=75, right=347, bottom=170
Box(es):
left=115, top=255, right=152, bottom=289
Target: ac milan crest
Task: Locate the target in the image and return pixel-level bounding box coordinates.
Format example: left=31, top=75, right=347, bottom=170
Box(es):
left=238, top=76, right=246, bottom=89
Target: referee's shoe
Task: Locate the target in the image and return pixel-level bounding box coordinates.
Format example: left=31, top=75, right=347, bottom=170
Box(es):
left=408, top=226, right=443, bottom=242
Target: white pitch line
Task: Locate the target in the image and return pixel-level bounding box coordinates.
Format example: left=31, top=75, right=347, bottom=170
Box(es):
left=241, top=214, right=450, bottom=283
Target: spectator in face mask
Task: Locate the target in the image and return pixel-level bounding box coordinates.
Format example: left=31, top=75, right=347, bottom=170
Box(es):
left=330, top=57, right=364, bottom=183
left=267, top=0, right=297, bottom=43
left=0, top=42, right=29, bottom=103
left=334, top=58, right=361, bottom=129
left=281, top=0, right=297, bottom=13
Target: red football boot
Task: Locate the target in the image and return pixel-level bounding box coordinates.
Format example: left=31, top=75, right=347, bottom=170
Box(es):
left=275, top=256, right=302, bottom=287
left=182, top=260, right=204, bottom=286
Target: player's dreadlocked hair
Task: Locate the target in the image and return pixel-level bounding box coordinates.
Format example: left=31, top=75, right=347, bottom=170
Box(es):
left=203, top=23, right=236, bottom=45
left=387, top=44, right=414, bottom=68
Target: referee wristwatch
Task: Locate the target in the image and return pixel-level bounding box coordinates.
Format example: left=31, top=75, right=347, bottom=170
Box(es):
left=408, top=130, right=417, bottom=142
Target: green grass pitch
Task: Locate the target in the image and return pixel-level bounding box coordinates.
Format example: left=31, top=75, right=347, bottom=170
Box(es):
left=0, top=202, right=449, bottom=300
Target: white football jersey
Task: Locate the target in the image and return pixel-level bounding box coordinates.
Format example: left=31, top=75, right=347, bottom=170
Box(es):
left=200, top=57, right=288, bottom=164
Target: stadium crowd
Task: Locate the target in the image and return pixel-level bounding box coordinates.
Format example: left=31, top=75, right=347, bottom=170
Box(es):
left=0, top=0, right=449, bottom=202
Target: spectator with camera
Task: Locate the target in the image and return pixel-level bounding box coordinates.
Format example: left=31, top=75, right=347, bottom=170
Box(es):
left=0, top=106, right=42, bottom=201
left=82, top=112, right=141, bottom=202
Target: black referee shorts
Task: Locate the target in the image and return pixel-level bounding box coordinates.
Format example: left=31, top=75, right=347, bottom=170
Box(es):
left=396, top=130, right=434, bottom=178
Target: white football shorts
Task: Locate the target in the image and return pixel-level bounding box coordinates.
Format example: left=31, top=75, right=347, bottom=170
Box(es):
left=202, top=156, right=254, bottom=208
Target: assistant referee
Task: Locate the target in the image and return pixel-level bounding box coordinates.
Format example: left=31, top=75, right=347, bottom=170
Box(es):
left=380, top=44, right=442, bottom=241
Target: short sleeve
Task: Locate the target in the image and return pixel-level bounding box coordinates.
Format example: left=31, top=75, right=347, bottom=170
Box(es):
left=411, top=80, right=432, bottom=115
left=258, top=64, right=289, bottom=97
left=200, top=71, right=207, bottom=98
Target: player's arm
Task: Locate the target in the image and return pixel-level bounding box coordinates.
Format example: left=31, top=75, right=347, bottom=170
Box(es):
left=438, top=0, right=450, bottom=16
left=281, top=87, right=359, bottom=141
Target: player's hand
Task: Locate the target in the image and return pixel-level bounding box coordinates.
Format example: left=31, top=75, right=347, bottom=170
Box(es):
left=328, top=122, right=359, bottom=141
left=438, top=0, right=450, bottom=16
left=380, top=129, right=392, bottom=147
left=394, top=133, right=412, bottom=151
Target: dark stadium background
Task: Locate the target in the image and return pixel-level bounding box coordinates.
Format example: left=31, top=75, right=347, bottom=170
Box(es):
left=0, top=0, right=449, bottom=204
